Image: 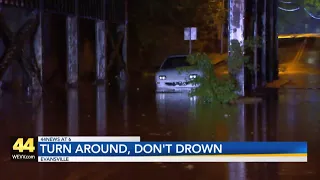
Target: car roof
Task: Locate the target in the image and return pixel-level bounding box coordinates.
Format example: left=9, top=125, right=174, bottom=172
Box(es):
left=166, top=55, right=188, bottom=59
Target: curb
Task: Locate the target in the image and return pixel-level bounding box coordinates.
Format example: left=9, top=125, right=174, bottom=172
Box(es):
left=266, top=79, right=291, bottom=88
left=213, top=59, right=227, bottom=66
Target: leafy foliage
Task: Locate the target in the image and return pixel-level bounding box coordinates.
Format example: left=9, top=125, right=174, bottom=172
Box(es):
left=179, top=37, right=260, bottom=104
left=204, top=0, right=227, bottom=39
left=304, top=0, right=320, bottom=15
left=228, top=37, right=261, bottom=73
left=193, top=0, right=227, bottom=51
left=178, top=53, right=238, bottom=104
left=280, top=0, right=320, bottom=9
left=301, top=0, right=320, bottom=9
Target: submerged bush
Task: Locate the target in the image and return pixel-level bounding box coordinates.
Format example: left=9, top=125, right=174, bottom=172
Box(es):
left=178, top=53, right=239, bottom=104
left=179, top=38, right=260, bottom=104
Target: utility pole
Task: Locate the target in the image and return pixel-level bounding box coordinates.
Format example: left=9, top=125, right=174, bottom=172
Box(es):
left=228, top=0, right=246, bottom=96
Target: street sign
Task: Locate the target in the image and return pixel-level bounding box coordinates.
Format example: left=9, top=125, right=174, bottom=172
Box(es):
left=184, top=27, right=197, bottom=54
left=184, top=27, right=197, bottom=40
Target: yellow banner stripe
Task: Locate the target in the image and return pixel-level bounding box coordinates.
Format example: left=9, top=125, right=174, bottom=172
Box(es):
left=161, top=153, right=307, bottom=157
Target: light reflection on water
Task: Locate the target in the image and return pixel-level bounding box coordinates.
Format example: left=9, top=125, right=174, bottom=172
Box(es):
left=67, top=88, right=79, bottom=135
left=1, top=86, right=320, bottom=179
left=153, top=89, right=319, bottom=179
left=31, top=92, right=44, bottom=138
left=96, top=85, right=106, bottom=135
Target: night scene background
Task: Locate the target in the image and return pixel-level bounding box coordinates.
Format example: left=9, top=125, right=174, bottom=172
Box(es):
left=0, top=0, right=320, bottom=179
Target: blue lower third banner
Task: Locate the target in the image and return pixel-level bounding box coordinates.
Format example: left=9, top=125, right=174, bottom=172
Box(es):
left=35, top=139, right=307, bottom=162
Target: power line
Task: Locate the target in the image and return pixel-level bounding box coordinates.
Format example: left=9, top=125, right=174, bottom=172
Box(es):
left=304, top=8, right=320, bottom=19
left=278, top=7, right=300, bottom=12
left=278, top=3, right=320, bottom=20
left=279, top=1, right=295, bottom=4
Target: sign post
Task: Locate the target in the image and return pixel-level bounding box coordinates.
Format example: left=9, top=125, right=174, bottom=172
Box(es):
left=184, top=27, right=197, bottom=54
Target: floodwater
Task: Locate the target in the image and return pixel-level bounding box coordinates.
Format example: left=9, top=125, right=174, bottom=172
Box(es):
left=0, top=38, right=320, bottom=179
left=0, top=80, right=319, bottom=180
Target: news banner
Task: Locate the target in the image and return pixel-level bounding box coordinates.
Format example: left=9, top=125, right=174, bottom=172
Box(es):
left=10, top=136, right=307, bottom=162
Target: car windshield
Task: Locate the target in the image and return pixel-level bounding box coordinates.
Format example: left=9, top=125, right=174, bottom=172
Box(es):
left=161, top=56, right=191, bottom=69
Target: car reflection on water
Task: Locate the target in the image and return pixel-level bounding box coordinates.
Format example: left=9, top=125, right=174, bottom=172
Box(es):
left=156, top=93, right=197, bottom=124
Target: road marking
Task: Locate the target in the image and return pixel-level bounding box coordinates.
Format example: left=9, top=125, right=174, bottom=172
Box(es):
left=293, top=38, right=307, bottom=64
left=285, top=39, right=307, bottom=72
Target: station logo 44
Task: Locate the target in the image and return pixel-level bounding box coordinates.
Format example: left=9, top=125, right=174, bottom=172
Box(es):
left=11, top=137, right=38, bottom=161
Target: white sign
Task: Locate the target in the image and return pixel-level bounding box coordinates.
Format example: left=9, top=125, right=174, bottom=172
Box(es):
left=184, top=27, right=197, bottom=40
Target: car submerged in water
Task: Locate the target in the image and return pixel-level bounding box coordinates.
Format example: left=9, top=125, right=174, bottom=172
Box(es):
left=155, top=55, right=202, bottom=92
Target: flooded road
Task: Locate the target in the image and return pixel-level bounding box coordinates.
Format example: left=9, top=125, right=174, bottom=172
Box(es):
left=1, top=37, right=320, bottom=180
left=279, top=38, right=320, bottom=89
left=0, top=80, right=320, bottom=180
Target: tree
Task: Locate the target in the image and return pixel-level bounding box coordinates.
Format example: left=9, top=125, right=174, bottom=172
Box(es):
left=193, top=0, right=227, bottom=53
left=130, top=0, right=230, bottom=69
left=304, top=0, right=320, bottom=16
left=303, top=0, right=320, bottom=9
left=130, top=0, right=202, bottom=67
left=205, top=0, right=227, bottom=54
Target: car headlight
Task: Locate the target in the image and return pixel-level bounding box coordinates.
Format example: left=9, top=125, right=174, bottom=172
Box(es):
left=189, top=74, right=197, bottom=79
left=159, top=75, right=166, bottom=80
